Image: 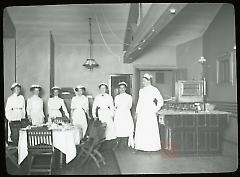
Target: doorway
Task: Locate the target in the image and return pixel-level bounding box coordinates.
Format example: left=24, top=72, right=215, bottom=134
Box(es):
left=134, top=67, right=187, bottom=102
left=109, top=74, right=132, bottom=99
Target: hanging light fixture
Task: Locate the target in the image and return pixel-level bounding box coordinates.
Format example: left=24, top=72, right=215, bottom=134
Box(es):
left=83, top=18, right=99, bottom=70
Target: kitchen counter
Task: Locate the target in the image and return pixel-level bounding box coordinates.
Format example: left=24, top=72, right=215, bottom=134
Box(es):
left=157, top=110, right=230, bottom=155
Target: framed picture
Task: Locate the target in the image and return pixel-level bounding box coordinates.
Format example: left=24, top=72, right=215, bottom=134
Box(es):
left=216, top=51, right=235, bottom=85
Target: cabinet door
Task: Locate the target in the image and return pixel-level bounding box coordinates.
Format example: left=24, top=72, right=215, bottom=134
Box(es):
left=208, top=130, right=220, bottom=152
left=183, top=115, right=195, bottom=127
left=173, top=116, right=183, bottom=128
left=171, top=130, right=184, bottom=153
left=208, top=114, right=219, bottom=127
left=197, top=130, right=208, bottom=152
left=197, top=115, right=208, bottom=153
left=183, top=131, right=196, bottom=152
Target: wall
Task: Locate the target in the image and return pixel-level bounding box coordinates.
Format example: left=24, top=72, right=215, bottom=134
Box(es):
left=3, top=9, right=16, bottom=105
left=55, top=44, right=132, bottom=97
left=202, top=4, right=237, bottom=143
left=202, top=4, right=236, bottom=102
left=176, top=37, right=203, bottom=81
left=3, top=38, right=16, bottom=104
left=16, top=30, right=50, bottom=115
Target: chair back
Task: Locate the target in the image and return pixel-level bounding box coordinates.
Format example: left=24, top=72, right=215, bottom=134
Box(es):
left=27, top=127, right=53, bottom=154
left=88, top=120, right=106, bottom=145
left=53, top=117, right=70, bottom=124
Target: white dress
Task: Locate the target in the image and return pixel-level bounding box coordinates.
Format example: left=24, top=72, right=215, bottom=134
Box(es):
left=5, top=93, right=26, bottom=142
left=114, top=93, right=134, bottom=138
left=92, top=93, right=116, bottom=140
left=71, top=95, right=88, bottom=137
left=134, top=85, right=164, bottom=151
left=48, top=96, right=69, bottom=119
left=27, top=95, right=45, bottom=125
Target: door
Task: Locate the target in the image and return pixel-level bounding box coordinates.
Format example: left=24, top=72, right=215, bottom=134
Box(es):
left=110, top=74, right=132, bottom=100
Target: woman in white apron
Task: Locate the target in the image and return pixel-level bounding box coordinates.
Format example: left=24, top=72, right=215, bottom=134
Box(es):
left=71, top=85, right=89, bottom=138
left=48, top=86, right=69, bottom=122
left=134, top=73, right=164, bottom=151
left=92, top=83, right=116, bottom=141
left=27, top=85, right=45, bottom=125
left=114, top=82, right=134, bottom=149
left=5, top=83, right=25, bottom=145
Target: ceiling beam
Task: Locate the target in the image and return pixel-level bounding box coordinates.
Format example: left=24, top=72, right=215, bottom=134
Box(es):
left=123, top=3, right=187, bottom=63
left=123, top=3, right=139, bottom=52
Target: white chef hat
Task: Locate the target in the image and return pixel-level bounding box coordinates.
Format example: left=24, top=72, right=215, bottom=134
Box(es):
left=143, top=73, right=153, bottom=80
left=30, top=84, right=42, bottom=91
left=75, top=85, right=85, bottom=91
left=98, top=82, right=108, bottom=89
left=11, top=83, right=21, bottom=90
left=51, top=86, right=61, bottom=91
left=118, top=81, right=127, bottom=87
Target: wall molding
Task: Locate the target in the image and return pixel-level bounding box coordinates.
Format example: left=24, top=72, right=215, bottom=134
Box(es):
left=208, top=101, right=238, bottom=118
left=223, top=138, right=238, bottom=146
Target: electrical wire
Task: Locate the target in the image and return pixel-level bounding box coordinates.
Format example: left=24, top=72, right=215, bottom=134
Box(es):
left=100, top=7, right=131, bottom=46
left=94, top=11, right=123, bottom=62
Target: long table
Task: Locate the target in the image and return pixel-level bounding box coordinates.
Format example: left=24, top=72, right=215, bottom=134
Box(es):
left=18, top=126, right=82, bottom=167
left=157, top=110, right=231, bottom=155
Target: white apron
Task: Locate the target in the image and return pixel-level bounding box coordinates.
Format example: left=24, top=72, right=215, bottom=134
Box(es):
left=27, top=95, right=44, bottom=125
left=5, top=93, right=25, bottom=142
left=92, top=94, right=116, bottom=140
left=48, top=96, right=69, bottom=120
left=71, top=95, right=88, bottom=137
left=134, top=85, right=164, bottom=151
left=114, top=93, right=134, bottom=137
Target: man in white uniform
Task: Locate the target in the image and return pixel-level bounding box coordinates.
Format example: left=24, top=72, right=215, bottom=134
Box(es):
left=27, top=85, right=45, bottom=125
left=5, top=83, right=25, bottom=145
left=71, top=85, right=89, bottom=138
left=134, top=73, right=164, bottom=151
left=92, top=83, right=116, bottom=141
left=48, top=86, right=69, bottom=122
left=114, top=82, right=134, bottom=149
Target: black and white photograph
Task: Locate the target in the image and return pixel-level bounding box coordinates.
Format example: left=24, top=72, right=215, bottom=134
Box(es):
left=3, top=2, right=237, bottom=175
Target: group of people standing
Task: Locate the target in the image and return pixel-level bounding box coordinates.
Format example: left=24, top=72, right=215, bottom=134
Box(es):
left=5, top=73, right=164, bottom=152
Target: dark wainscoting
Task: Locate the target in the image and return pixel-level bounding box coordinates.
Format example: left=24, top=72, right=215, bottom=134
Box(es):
left=208, top=101, right=238, bottom=145
left=208, top=101, right=238, bottom=118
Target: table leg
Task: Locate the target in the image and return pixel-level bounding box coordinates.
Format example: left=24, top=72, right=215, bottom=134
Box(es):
left=59, top=152, right=63, bottom=168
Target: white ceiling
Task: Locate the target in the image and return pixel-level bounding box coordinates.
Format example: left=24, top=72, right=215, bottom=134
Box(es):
left=6, top=3, right=223, bottom=47
left=7, top=4, right=130, bottom=45
left=152, top=3, right=223, bottom=46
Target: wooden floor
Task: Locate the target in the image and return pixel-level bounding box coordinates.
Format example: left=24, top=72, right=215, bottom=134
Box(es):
left=6, top=140, right=120, bottom=175
left=114, top=141, right=238, bottom=174
left=5, top=140, right=237, bottom=175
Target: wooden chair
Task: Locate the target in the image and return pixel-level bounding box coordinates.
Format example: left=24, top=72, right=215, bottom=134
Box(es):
left=26, top=127, right=54, bottom=175
left=53, top=117, right=70, bottom=124
left=5, top=142, right=21, bottom=168
left=75, top=119, right=106, bottom=168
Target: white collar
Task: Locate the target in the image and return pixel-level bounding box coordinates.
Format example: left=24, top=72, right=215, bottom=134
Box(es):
left=13, top=93, right=19, bottom=97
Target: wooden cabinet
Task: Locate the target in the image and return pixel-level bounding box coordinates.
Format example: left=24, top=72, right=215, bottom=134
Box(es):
left=159, top=111, right=229, bottom=155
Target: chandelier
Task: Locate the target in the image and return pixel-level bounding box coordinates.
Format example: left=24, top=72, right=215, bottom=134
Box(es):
left=83, top=18, right=99, bottom=70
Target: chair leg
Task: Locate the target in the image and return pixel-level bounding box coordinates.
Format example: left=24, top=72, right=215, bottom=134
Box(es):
left=28, top=155, right=34, bottom=175
left=94, top=149, right=106, bottom=165
left=89, top=153, right=100, bottom=168
left=75, top=148, right=91, bottom=167
left=93, top=149, right=106, bottom=165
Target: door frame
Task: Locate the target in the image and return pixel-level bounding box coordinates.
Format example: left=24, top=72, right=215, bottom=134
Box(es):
left=134, top=65, right=178, bottom=104
left=108, top=73, right=133, bottom=98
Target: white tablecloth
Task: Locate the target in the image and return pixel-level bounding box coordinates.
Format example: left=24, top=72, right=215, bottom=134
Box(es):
left=18, top=126, right=82, bottom=165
